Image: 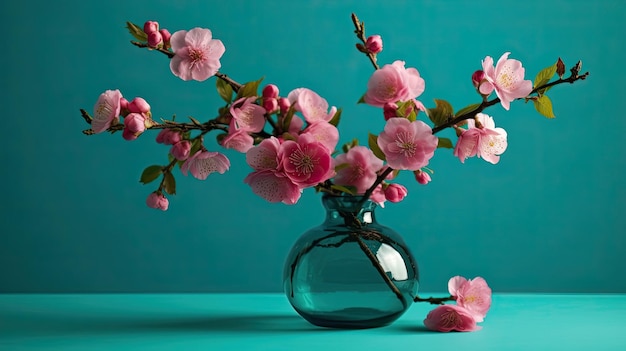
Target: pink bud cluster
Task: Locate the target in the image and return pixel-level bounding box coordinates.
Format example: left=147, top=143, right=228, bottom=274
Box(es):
left=143, top=20, right=171, bottom=49
left=91, top=89, right=154, bottom=141
left=424, top=276, right=492, bottom=332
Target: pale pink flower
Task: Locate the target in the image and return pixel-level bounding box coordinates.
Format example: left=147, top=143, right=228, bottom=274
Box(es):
left=365, top=35, right=383, bottom=54
left=302, top=121, right=339, bottom=152
left=287, top=115, right=304, bottom=135
left=364, top=60, right=425, bottom=107
left=448, top=276, right=492, bottom=323
left=146, top=192, right=168, bottom=211
left=169, top=28, right=225, bottom=82
left=454, top=113, right=507, bottom=164
left=122, top=112, right=146, bottom=141
left=384, top=183, right=408, bottom=203
left=279, top=134, right=334, bottom=188
left=170, top=140, right=191, bottom=161
left=334, top=146, right=383, bottom=194
left=287, top=88, right=337, bottom=124
left=377, top=117, right=438, bottom=170
left=244, top=170, right=301, bottom=205
left=481, top=52, right=533, bottom=110
left=424, top=304, right=481, bottom=332
left=181, top=150, right=230, bottom=180
left=222, top=127, right=254, bottom=153
left=230, top=97, right=266, bottom=133
left=92, top=89, right=122, bottom=133
left=246, top=137, right=281, bottom=171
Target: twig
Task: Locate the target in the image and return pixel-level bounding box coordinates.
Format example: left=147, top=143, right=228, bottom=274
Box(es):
left=351, top=13, right=379, bottom=70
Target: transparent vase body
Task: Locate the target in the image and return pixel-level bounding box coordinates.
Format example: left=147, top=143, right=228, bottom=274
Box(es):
left=283, top=195, right=419, bottom=328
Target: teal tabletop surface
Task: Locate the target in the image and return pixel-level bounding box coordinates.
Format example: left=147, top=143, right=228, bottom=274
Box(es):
left=1, top=293, right=625, bottom=351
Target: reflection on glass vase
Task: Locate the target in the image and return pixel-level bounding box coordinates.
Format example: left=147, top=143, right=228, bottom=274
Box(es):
left=283, top=194, right=419, bottom=329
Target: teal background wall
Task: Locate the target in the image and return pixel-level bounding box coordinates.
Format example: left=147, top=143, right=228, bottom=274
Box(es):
left=0, top=0, right=624, bottom=293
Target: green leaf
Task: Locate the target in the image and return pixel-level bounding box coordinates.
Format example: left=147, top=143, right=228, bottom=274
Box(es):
left=329, top=108, right=342, bottom=127
left=126, top=21, right=148, bottom=42
left=281, top=104, right=296, bottom=131
left=357, top=94, right=366, bottom=104
left=330, top=184, right=357, bottom=195
left=236, top=77, right=264, bottom=99
left=188, top=116, right=202, bottom=126
left=368, top=133, right=386, bottom=161
left=427, top=99, right=454, bottom=127
left=437, top=137, right=453, bottom=149
left=534, top=63, right=557, bottom=89
left=455, top=103, right=481, bottom=118
left=189, top=138, right=203, bottom=156
left=533, top=95, right=556, bottom=118
left=396, top=100, right=417, bottom=121
left=334, top=163, right=350, bottom=172
left=140, top=165, right=162, bottom=185
left=163, top=172, right=176, bottom=195
left=341, top=138, right=359, bottom=153
left=216, top=78, right=233, bottom=103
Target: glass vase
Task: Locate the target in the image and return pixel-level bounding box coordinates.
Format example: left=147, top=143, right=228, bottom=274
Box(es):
left=283, top=194, right=419, bottom=328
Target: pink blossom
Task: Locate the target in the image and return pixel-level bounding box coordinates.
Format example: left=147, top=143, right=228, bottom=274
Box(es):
left=169, top=28, right=225, bottom=82
left=377, top=117, right=438, bottom=170
left=302, top=121, right=339, bottom=152
left=481, top=52, right=533, bottom=110
left=383, top=102, right=398, bottom=121
left=369, top=184, right=386, bottom=207
left=246, top=137, right=281, bottom=171
left=92, top=89, right=122, bottom=133
left=222, top=126, right=254, bottom=153
left=448, top=276, right=492, bottom=323
left=244, top=170, right=301, bottom=205
left=148, top=31, right=163, bottom=47
left=384, top=183, right=408, bottom=203
left=364, top=60, right=425, bottom=107
left=279, top=134, right=334, bottom=188
left=365, top=35, right=383, bottom=54
left=263, top=97, right=278, bottom=113
left=230, top=97, right=266, bottom=133
left=181, top=150, right=230, bottom=180
left=454, top=113, right=507, bottom=164
left=159, top=29, right=171, bottom=45
left=414, top=169, right=432, bottom=185
left=170, top=140, right=191, bottom=161
left=146, top=192, right=168, bottom=211
left=290, top=88, right=337, bottom=124
left=287, top=115, right=304, bottom=135
left=122, top=112, right=146, bottom=141
left=334, top=146, right=383, bottom=194
left=424, top=304, right=481, bottom=332
left=156, top=129, right=181, bottom=145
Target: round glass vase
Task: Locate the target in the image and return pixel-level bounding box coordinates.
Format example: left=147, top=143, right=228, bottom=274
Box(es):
left=283, top=194, right=419, bottom=329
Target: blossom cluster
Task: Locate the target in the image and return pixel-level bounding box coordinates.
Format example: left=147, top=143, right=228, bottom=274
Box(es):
left=424, top=276, right=492, bottom=332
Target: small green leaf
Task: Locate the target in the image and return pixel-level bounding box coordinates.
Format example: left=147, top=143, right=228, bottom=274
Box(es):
left=330, top=184, right=357, bottom=195
left=216, top=78, right=233, bottom=103
left=455, top=103, right=481, bottom=118
left=189, top=116, right=202, bottom=126
left=368, top=133, right=386, bottom=161
left=126, top=21, right=148, bottom=42
left=341, top=138, right=359, bottom=153
left=334, top=163, right=351, bottom=172
left=427, top=99, right=454, bottom=127
left=437, top=137, right=453, bottom=149
left=236, top=77, right=264, bottom=99
left=396, top=100, right=417, bottom=121
left=357, top=94, right=366, bottom=104
left=140, top=165, right=162, bottom=184
left=329, top=108, right=342, bottom=127
left=533, top=95, right=556, bottom=118
left=281, top=104, right=296, bottom=131
left=534, top=63, right=557, bottom=89
left=189, top=138, right=203, bottom=156
left=163, top=172, right=176, bottom=195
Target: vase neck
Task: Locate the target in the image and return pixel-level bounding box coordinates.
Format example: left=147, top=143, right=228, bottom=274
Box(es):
left=321, top=195, right=378, bottom=227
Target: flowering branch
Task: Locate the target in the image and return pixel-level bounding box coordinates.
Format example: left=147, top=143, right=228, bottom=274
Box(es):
left=351, top=13, right=380, bottom=70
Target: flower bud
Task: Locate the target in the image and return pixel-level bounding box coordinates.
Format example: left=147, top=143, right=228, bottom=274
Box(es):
left=384, top=183, right=408, bottom=203
left=170, top=140, right=192, bottom=161
left=147, top=31, right=163, bottom=48
left=263, top=97, right=278, bottom=113
left=365, top=35, right=383, bottom=54
left=119, top=97, right=129, bottom=111
left=143, top=21, right=159, bottom=34
left=278, top=97, right=291, bottom=114
left=123, top=112, right=146, bottom=140
left=471, top=70, right=485, bottom=88
left=159, top=28, right=172, bottom=48
left=128, top=97, right=151, bottom=114
left=414, top=169, right=431, bottom=185
left=262, top=84, right=279, bottom=99
left=156, top=129, right=181, bottom=145
left=146, top=192, right=168, bottom=211
left=383, top=102, right=398, bottom=121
